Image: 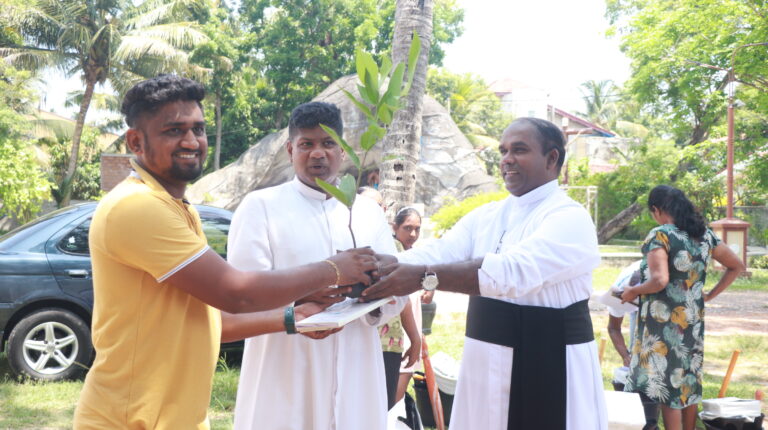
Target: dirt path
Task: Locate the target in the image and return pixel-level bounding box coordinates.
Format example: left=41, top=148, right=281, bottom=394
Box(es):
left=588, top=290, right=768, bottom=336
left=700, top=290, right=768, bottom=336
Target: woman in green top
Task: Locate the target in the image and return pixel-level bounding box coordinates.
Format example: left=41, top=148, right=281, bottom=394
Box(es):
left=621, top=185, right=744, bottom=430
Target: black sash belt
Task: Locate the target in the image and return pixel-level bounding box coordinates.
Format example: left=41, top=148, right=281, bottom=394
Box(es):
left=465, top=296, right=594, bottom=430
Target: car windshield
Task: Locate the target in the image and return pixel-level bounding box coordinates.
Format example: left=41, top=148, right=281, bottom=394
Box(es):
left=0, top=206, right=81, bottom=250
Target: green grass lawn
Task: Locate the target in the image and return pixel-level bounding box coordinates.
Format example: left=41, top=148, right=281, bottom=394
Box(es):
left=591, top=266, right=768, bottom=293
left=599, top=244, right=642, bottom=254
left=2, top=269, right=766, bottom=428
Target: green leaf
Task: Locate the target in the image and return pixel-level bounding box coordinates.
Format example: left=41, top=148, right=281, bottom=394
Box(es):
left=387, top=63, right=405, bottom=99
left=377, top=104, right=392, bottom=124
left=379, top=56, right=392, bottom=87
left=320, top=124, right=360, bottom=169
left=360, top=129, right=377, bottom=151
left=406, top=31, right=421, bottom=90
left=370, top=123, right=387, bottom=140
left=363, top=69, right=379, bottom=106
left=355, top=48, right=366, bottom=84
left=358, top=83, right=376, bottom=105
left=360, top=51, right=379, bottom=84
left=315, top=178, right=351, bottom=207
left=400, top=32, right=422, bottom=96
left=342, top=88, right=374, bottom=122
left=338, top=174, right=358, bottom=206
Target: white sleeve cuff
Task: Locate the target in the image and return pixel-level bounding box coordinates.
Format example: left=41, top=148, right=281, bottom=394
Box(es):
left=477, top=253, right=503, bottom=297
left=157, top=245, right=210, bottom=282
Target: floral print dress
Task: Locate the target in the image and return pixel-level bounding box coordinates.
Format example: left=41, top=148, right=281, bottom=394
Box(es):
left=624, top=224, right=720, bottom=409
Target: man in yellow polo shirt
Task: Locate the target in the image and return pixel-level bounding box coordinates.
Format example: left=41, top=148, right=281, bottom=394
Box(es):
left=74, top=75, right=376, bottom=429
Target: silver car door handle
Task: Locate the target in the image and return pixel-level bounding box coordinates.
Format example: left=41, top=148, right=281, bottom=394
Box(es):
left=66, top=269, right=90, bottom=278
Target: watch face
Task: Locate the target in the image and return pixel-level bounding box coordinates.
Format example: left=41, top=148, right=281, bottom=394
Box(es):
left=422, top=274, right=438, bottom=291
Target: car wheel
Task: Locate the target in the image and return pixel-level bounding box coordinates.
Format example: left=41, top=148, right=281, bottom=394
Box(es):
left=7, top=309, right=93, bottom=381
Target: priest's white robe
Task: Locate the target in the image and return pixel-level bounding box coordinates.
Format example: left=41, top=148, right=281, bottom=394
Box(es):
left=228, top=177, right=405, bottom=430
left=398, top=180, right=608, bottom=430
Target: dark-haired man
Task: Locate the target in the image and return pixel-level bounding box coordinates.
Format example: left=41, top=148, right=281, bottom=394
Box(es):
left=228, top=101, right=406, bottom=430
left=364, top=118, right=608, bottom=429
left=73, top=76, right=377, bottom=429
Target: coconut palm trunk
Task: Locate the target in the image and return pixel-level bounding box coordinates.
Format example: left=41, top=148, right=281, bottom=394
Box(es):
left=60, top=76, right=96, bottom=207
left=380, top=0, right=433, bottom=218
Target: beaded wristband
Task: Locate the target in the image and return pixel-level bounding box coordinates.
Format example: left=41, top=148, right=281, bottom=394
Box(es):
left=284, top=306, right=297, bottom=334
left=323, top=259, right=341, bottom=286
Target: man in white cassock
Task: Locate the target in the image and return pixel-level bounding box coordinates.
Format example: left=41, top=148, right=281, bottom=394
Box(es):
left=227, top=102, right=406, bottom=430
left=364, top=117, right=608, bottom=430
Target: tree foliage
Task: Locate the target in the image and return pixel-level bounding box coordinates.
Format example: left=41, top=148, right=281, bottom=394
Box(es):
left=1, top=0, right=211, bottom=206
left=607, top=0, right=768, bottom=146
left=425, top=67, right=511, bottom=176
left=0, top=64, right=51, bottom=221
left=591, top=0, right=768, bottom=241
left=234, top=0, right=463, bottom=137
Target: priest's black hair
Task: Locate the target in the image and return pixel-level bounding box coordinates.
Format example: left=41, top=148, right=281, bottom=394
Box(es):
left=288, top=102, right=343, bottom=140
left=512, top=117, right=566, bottom=171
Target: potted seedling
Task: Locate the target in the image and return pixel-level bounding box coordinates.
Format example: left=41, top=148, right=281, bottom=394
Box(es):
left=315, top=34, right=421, bottom=297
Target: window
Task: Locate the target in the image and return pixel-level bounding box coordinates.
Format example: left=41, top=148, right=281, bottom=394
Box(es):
left=58, top=219, right=92, bottom=255
left=201, top=216, right=230, bottom=259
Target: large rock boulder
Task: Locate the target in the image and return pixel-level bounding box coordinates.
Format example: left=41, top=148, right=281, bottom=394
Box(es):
left=187, top=75, right=498, bottom=215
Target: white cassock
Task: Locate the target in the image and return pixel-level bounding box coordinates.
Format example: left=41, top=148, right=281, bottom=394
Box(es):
left=398, top=180, right=608, bottom=430
left=228, top=177, right=406, bottom=430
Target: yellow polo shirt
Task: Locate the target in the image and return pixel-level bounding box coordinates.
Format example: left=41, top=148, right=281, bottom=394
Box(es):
left=74, top=160, right=221, bottom=429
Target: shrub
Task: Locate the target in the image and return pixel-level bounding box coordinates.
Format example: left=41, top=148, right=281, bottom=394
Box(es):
left=431, top=190, right=506, bottom=236
left=748, top=255, right=768, bottom=270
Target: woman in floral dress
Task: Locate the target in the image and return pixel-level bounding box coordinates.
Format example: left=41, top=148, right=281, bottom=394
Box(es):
left=621, top=185, right=744, bottom=430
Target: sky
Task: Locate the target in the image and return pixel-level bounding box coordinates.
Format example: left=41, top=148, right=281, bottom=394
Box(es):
left=442, top=0, right=631, bottom=113
left=35, top=0, right=630, bottom=120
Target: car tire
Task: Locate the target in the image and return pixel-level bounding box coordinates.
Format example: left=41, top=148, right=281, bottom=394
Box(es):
left=7, top=309, right=93, bottom=381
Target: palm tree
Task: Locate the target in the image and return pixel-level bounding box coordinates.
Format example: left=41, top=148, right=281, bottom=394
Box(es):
left=1, top=0, right=209, bottom=206
left=380, top=0, right=433, bottom=217
left=579, top=79, right=618, bottom=129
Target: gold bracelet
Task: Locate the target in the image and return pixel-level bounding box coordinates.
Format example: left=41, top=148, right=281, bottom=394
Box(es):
left=323, top=259, right=341, bottom=286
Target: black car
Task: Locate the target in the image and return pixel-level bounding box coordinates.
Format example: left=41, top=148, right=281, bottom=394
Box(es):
left=0, top=202, right=233, bottom=381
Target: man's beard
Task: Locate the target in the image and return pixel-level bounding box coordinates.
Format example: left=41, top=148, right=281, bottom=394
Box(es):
left=169, top=161, right=203, bottom=181
left=142, top=131, right=204, bottom=181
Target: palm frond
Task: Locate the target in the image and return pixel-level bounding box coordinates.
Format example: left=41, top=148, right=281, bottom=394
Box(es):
left=114, top=35, right=190, bottom=64
left=27, top=115, right=76, bottom=140
left=0, top=46, right=65, bottom=71
left=65, top=91, right=121, bottom=112
left=129, top=23, right=208, bottom=50
left=108, top=67, right=145, bottom=97
left=124, top=0, right=209, bottom=29
left=123, top=1, right=176, bottom=29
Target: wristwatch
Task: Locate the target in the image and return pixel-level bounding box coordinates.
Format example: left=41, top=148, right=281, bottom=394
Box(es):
left=421, top=266, right=439, bottom=291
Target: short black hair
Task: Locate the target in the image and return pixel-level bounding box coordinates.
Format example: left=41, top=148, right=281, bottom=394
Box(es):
left=121, top=75, right=206, bottom=127
left=288, top=102, right=343, bottom=140
left=511, top=117, right=566, bottom=170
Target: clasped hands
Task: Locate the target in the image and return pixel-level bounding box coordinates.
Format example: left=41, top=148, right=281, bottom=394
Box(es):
left=295, top=249, right=425, bottom=339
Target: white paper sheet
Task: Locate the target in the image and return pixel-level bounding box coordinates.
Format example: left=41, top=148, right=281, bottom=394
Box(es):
left=296, top=297, right=393, bottom=332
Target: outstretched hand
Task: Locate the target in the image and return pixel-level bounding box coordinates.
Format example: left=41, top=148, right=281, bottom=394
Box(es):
left=362, top=263, right=423, bottom=301
left=294, top=302, right=344, bottom=339
left=296, top=286, right=351, bottom=306
left=329, top=247, right=377, bottom=286
left=370, top=253, right=397, bottom=281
